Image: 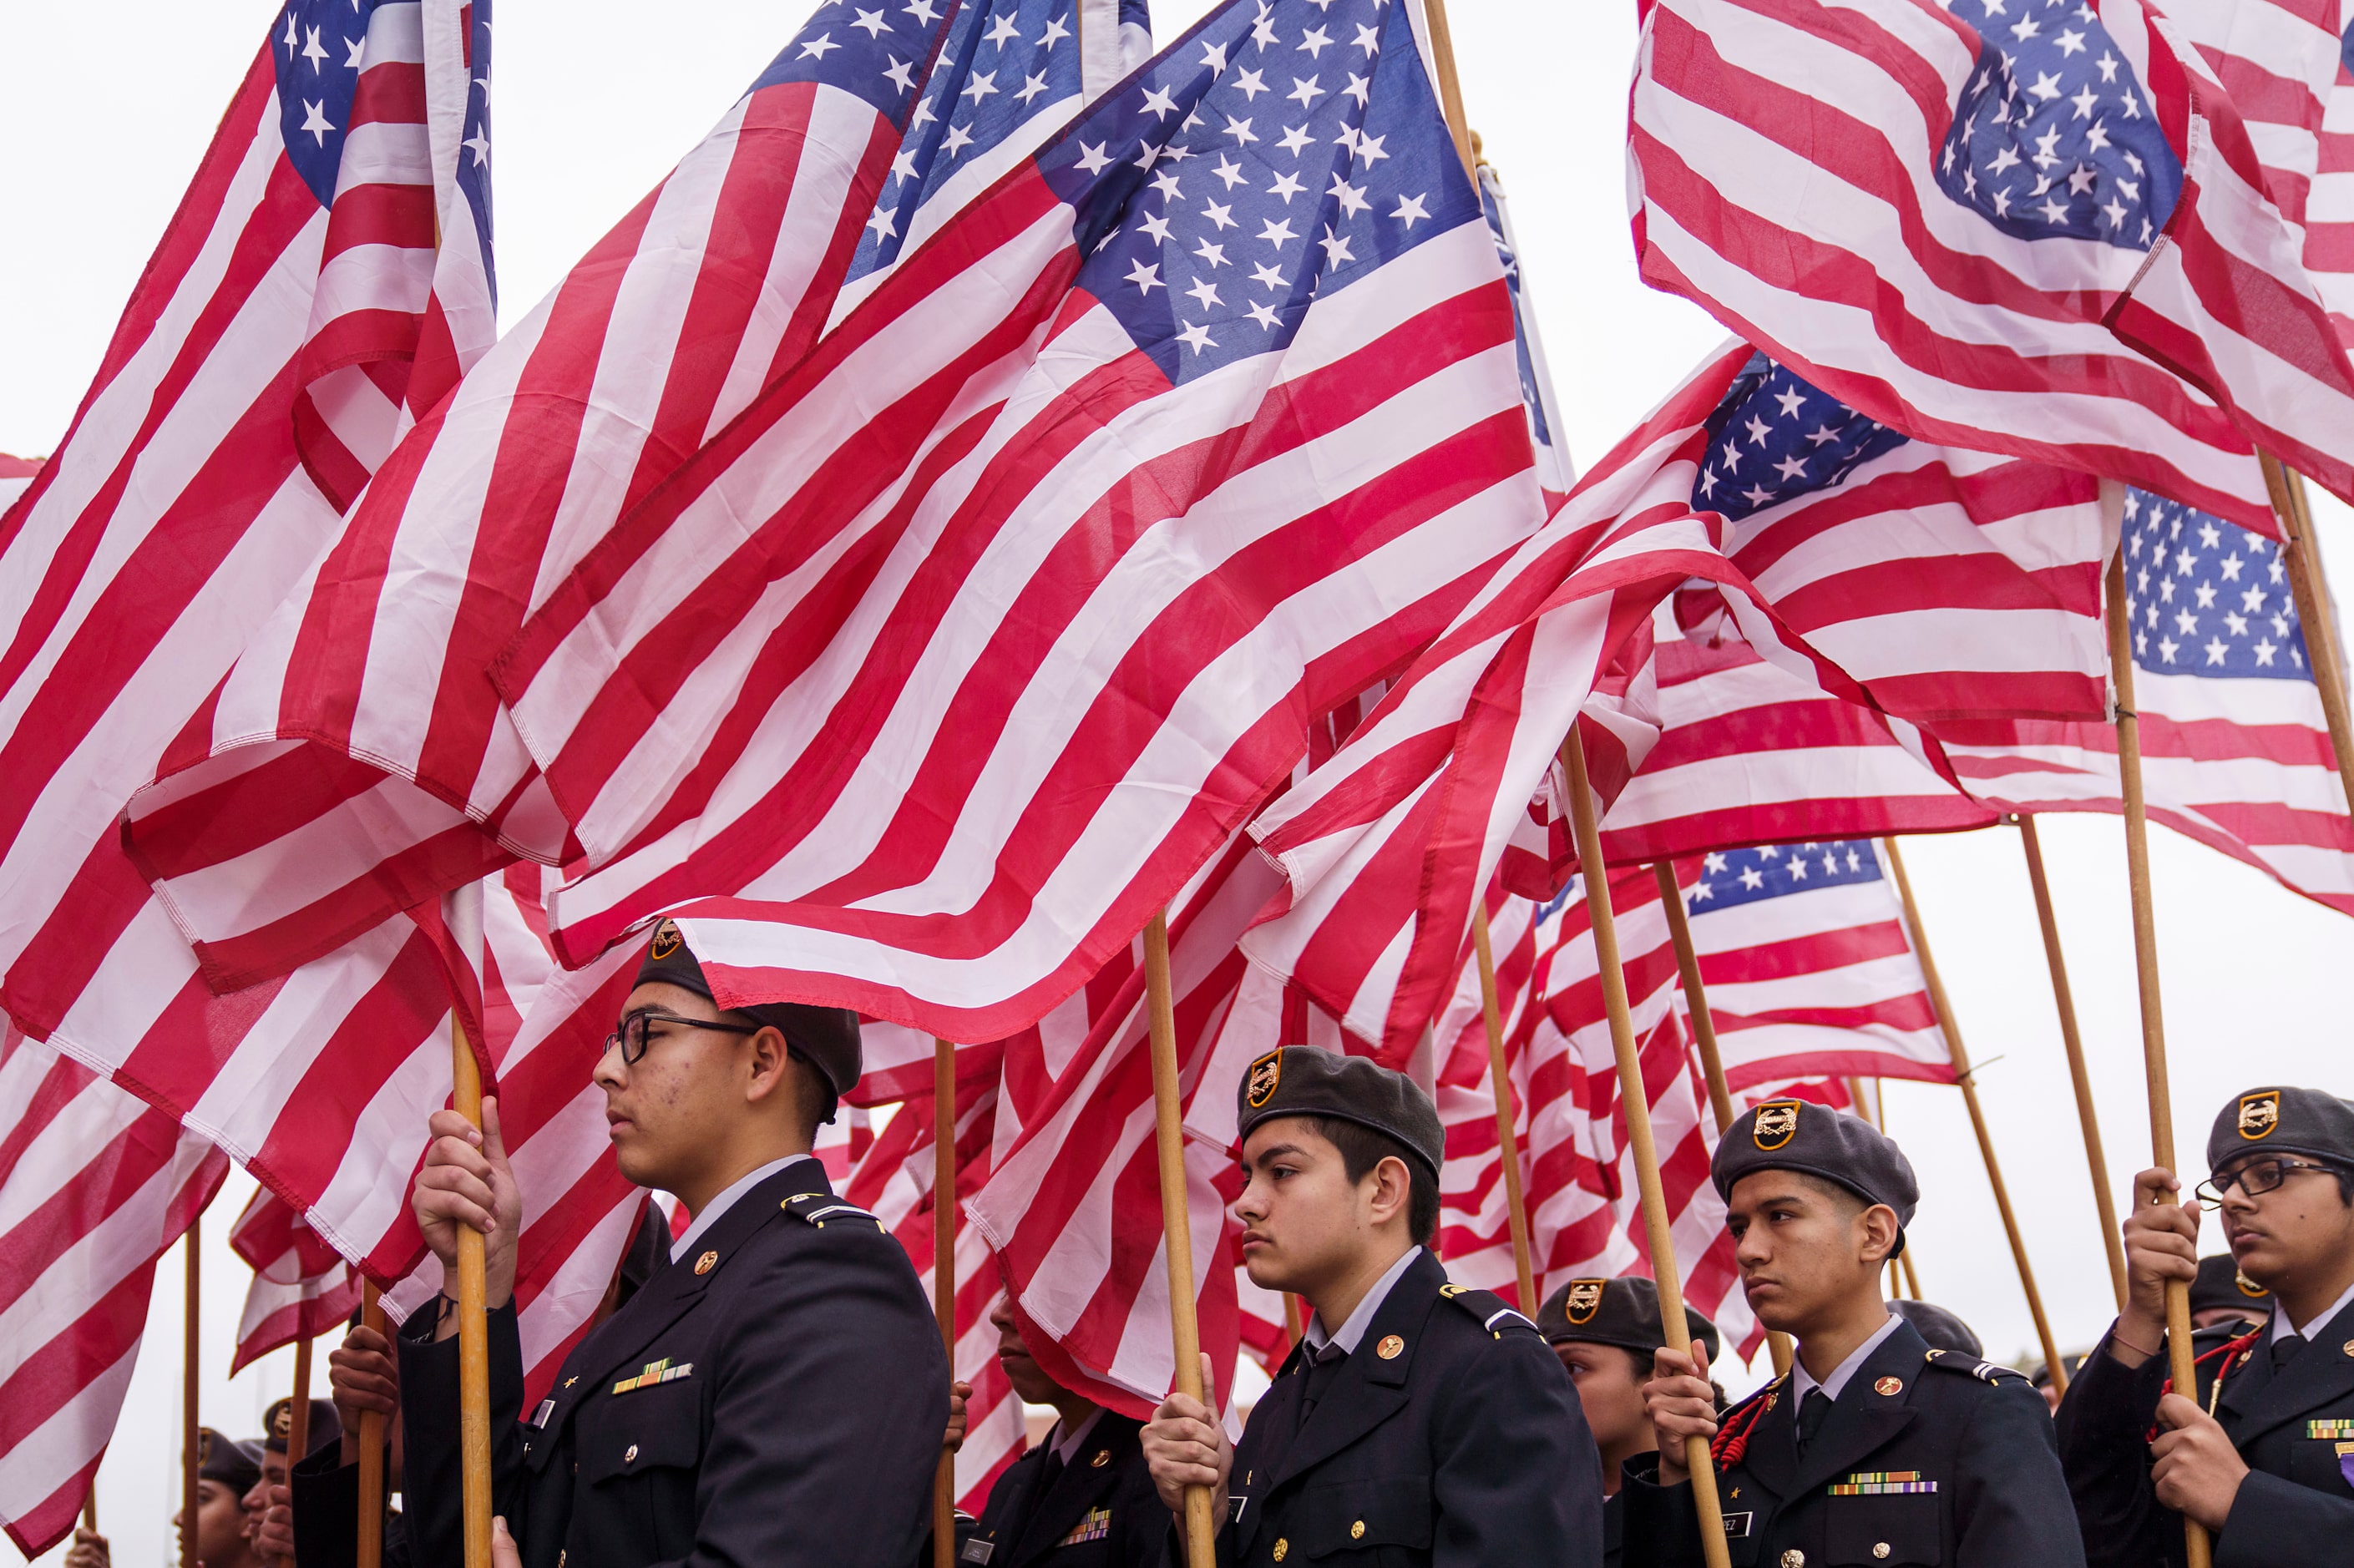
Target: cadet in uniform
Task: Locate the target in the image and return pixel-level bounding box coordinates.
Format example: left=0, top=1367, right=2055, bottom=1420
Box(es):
left=1141, top=1044, right=1602, bottom=1565
left=250, top=1396, right=338, bottom=1562
left=2186, top=1252, right=2271, bottom=1333
left=175, top=1430, right=267, bottom=1568
left=954, top=1286, right=1164, bottom=1566
left=398, top=921, right=948, bottom=1568
left=1537, top=1274, right=1721, bottom=1567
left=2054, top=1085, right=2354, bottom=1568
left=1632, top=1098, right=2084, bottom=1567
left=295, top=1309, right=408, bottom=1567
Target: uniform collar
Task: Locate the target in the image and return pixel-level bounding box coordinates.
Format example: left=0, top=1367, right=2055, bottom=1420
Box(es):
left=1303, top=1245, right=1423, bottom=1358
left=1046, top=1407, right=1105, bottom=1467
left=671, top=1152, right=821, bottom=1258
left=1791, top=1309, right=1902, bottom=1408
left=2270, top=1273, right=2354, bottom=1343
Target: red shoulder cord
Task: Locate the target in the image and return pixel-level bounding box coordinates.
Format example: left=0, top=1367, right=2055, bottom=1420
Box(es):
left=2142, top=1328, right=2261, bottom=1442
left=1711, top=1378, right=1784, bottom=1468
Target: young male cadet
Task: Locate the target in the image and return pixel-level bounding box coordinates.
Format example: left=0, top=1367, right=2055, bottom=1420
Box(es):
left=2054, top=1085, right=2354, bottom=1568
left=399, top=919, right=948, bottom=1568
left=1633, top=1098, right=2084, bottom=1568
left=171, top=1431, right=268, bottom=1568
left=1537, top=1275, right=1721, bottom=1568
left=248, top=1396, right=339, bottom=1563
left=1141, top=1044, right=1602, bottom=1566
left=952, top=1287, right=1165, bottom=1567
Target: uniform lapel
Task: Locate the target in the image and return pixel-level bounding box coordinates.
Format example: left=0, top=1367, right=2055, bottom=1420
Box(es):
left=1782, top=1322, right=1923, bottom=1502
left=1006, top=1414, right=1138, bottom=1568
left=2221, top=1298, right=2354, bottom=1445
left=1233, top=1348, right=1306, bottom=1561
left=540, top=1158, right=827, bottom=1432
left=1268, top=1252, right=1441, bottom=1492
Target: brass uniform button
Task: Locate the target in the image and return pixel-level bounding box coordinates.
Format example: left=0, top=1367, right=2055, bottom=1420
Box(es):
left=1273, top=1539, right=1288, bottom=1561
left=624, top=1444, right=639, bottom=1463
left=1873, top=1545, right=1891, bottom=1561
left=1350, top=1520, right=1365, bottom=1540
left=1781, top=1552, right=1805, bottom=1568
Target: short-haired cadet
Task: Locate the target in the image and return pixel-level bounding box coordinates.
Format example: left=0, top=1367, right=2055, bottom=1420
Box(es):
left=1140, top=1044, right=1602, bottom=1565
left=2056, top=1085, right=2354, bottom=1568
left=1538, top=1275, right=1720, bottom=1568
left=398, top=920, right=948, bottom=1568
left=1632, top=1098, right=2085, bottom=1567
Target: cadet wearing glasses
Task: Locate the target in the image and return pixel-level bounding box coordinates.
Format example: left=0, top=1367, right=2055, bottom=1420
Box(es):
left=2056, top=1085, right=2354, bottom=1568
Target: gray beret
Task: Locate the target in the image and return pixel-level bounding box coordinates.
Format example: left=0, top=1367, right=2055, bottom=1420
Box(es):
left=1234, top=1044, right=1444, bottom=1175
left=1712, top=1098, right=1919, bottom=1250
left=1889, top=1299, right=1982, bottom=1358
left=1535, top=1274, right=1722, bottom=1365
left=633, top=918, right=863, bottom=1120
left=2206, top=1085, right=2354, bottom=1172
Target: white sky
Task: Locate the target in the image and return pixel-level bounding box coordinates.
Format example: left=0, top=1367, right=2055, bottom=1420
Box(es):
left=8, top=0, right=2354, bottom=1561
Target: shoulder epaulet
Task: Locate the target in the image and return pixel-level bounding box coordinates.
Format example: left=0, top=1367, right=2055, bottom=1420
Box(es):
left=780, top=1191, right=886, bottom=1232
left=1921, top=1348, right=2034, bottom=1388
left=1435, top=1281, right=1541, bottom=1339
left=1710, top=1376, right=1784, bottom=1468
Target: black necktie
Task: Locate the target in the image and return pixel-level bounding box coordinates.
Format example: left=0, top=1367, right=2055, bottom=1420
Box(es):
left=1298, top=1345, right=1349, bottom=1430
left=1796, top=1388, right=1833, bottom=1452
left=2274, top=1333, right=2306, bottom=1373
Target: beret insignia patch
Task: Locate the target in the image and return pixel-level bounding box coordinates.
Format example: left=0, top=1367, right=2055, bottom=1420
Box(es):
left=2238, top=1090, right=2281, bottom=1141
left=649, top=918, right=685, bottom=961
left=2237, top=1269, right=2269, bottom=1298
left=1753, top=1100, right=1801, bottom=1151
left=1245, top=1049, right=1283, bottom=1110
left=1564, top=1279, right=1605, bottom=1326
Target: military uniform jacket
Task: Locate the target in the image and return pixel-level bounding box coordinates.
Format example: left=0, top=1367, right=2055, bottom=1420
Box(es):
left=398, top=1159, right=948, bottom=1568
left=290, top=1449, right=408, bottom=1568
left=1209, top=1249, right=1602, bottom=1566
left=958, top=1411, right=1162, bottom=1568
left=2054, top=1302, right=2354, bottom=1568
left=1622, top=1320, right=2085, bottom=1568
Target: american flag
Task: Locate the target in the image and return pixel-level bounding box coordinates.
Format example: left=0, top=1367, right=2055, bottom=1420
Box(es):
left=1672, top=840, right=1957, bottom=1092
left=114, top=0, right=1158, bottom=998
left=484, top=0, right=1541, bottom=1044
left=1478, top=161, right=1574, bottom=503
left=1630, top=0, right=2316, bottom=531
left=1940, top=488, right=2354, bottom=914
left=228, top=1189, right=362, bottom=1374
left=0, top=1029, right=229, bottom=1556
left=2310, top=13, right=2354, bottom=346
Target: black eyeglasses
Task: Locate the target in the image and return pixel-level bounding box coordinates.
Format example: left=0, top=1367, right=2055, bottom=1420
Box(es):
left=601, top=1009, right=761, bottom=1067
left=2195, top=1156, right=2341, bottom=1207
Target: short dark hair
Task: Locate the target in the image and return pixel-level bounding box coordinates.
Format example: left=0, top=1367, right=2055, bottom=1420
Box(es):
left=1303, top=1115, right=1440, bottom=1246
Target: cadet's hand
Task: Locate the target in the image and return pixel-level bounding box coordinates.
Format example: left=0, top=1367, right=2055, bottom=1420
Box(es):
left=61, top=1526, right=109, bottom=1568
left=944, top=1379, right=972, bottom=1454
left=413, top=1097, right=521, bottom=1319
left=1142, top=1353, right=1231, bottom=1541
left=2114, top=1167, right=2200, bottom=1368
left=332, top=1323, right=400, bottom=1464
left=2150, top=1393, right=2249, bottom=1530
left=492, top=1515, right=523, bottom=1568
left=1642, top=1345, right=1720, bottom=1488
left=251, top=1482, right=294, bottom=1562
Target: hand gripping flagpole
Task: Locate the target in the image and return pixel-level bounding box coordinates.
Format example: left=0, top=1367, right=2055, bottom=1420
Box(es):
left=1881, top=838, right=2064, bottom=1393
left=358, top=1281, right=387, bottom=1568
left=1469, top=906, right=1538, bottom=1309
left=1653, top=862, right=1794, bottom=1378
left=934, top=1038, right=959, bottom=1568
left=2103, top=536, right=2209, bottom=1568
left=1564, top=734, right=1730, bottom=1568
left=1143, top=910, right=1217, bottom=1568
left=2015, top=815, right=2129, bottom=1309
left=453, top=1017, right=494, bottom=1568
left=181, top=1215, right=201, bottom=1568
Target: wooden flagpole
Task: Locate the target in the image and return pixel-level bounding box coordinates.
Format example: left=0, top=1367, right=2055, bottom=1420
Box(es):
left=1881, top=837, right=2065, bottom=1391
left=358, top=1281, right=387, bottom=1568
left=81, top=1490, right=95, bottom=1533
left=1143, top=911, right=1216, bottom=1568
left=1471, top=906, right=1538, bottom=1310
left=1653, top=862, right=1794, bottom=1378
left=1283, top=1292, right=1305, bottom=1348
left=181, top=1216, right=200, bottom=1568
left=1564, top=737, right=1729, bottom=1568
left=2262, top=456, right=2354, bottom=817
left=1848, top=1080, right=1925, bottom=1301
left=934, top=1038, right=959, bottom=1568
left=2103, top=549, right=2207, bottom=1568
left=282, top=1338, right=315, bottom=1567
left=2016, top=816, right=2128, bottom=1309
left=453, top=1025, right=493, bottom=1568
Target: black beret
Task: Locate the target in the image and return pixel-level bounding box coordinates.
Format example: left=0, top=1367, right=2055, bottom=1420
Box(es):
left=1234, top=1045, right=1444, bottom=1176
left=262, top=1396, right=340, bottom=1458
left=1536, top=1274, right=1722, bottom=1365
left=1712, top=1099, right=1919, bottom=1251
left=2207, top=1085, right=2354, bottom=1172
left=1890, top=1299, right=1982, bottom=1358
left=196, top=1428, right=263, bottom=1493
left=2187, top=1252, right=2272, bottom=1318
left=633, top=918, right=863, bottom=1120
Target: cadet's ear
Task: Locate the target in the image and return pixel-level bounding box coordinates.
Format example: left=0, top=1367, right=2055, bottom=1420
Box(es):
left=742, top=1024, right=792, bottom=1103
left=1366, top=1152, right=1414, bottom=1228
left=1855, top=1202, right=1901, bottom=1267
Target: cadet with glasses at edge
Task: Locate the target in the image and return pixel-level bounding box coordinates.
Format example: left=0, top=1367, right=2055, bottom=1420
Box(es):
left=1631, top=1098, right=2085, bottom=1568
left=1141, top=1044, right=1604, bottom=1565
left=2056, top=1085, right=2354, bottom=1568
left=398, top=918, right=948, bottom=1568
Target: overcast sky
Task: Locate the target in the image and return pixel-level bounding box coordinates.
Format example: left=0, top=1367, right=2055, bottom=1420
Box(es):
left=8, top=1, right=2354, bottom=1562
